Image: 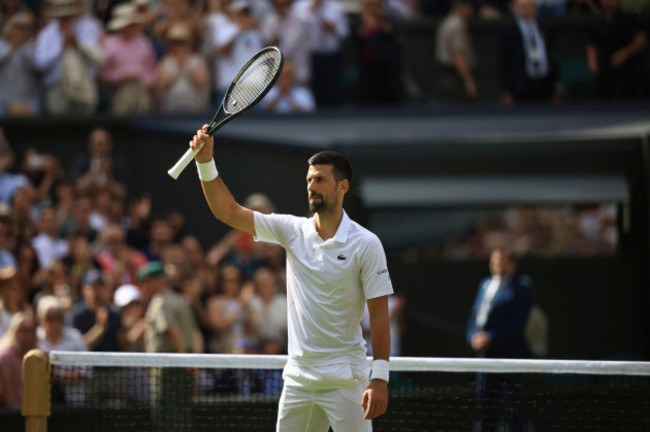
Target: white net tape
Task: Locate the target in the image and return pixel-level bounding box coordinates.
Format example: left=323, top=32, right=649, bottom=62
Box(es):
left=50, top=352, right=650, bottom=376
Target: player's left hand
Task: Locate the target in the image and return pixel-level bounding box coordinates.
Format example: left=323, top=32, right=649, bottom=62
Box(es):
left=362, top=379, right=388, bottom=420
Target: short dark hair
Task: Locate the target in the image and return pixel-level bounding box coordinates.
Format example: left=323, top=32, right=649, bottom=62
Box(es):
left=307, top=151, right=352, bottom=182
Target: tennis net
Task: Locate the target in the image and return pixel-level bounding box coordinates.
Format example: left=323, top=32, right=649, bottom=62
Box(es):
left=32, top=351, right=650, bottom=431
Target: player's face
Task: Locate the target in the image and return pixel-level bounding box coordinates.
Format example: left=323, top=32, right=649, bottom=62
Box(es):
left=306, top=164, right=341, bottom=214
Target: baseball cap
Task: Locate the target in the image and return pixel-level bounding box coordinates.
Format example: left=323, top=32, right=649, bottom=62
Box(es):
left=137, top=261, right=165, bottom=281
left=114, top=284, right=144, bottom=307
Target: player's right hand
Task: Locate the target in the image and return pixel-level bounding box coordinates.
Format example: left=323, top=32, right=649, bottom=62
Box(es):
left=191, top=124, right=214, bottom=163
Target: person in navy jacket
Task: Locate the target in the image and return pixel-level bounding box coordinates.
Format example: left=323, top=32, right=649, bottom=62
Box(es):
left=466, top=248, right=533, bottom=432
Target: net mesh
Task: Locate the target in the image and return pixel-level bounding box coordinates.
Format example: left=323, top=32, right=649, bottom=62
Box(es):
left=224, top=48, right=282, bottom=115
left=46, top=352, right=650, bottom=432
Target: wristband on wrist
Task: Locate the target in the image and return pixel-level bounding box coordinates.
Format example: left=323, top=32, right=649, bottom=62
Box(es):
left=371, top=359, right=390, bottom=383
left=196, top=159, right=218, bottom=182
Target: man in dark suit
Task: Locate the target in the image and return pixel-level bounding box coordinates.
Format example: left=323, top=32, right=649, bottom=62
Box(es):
left=498, top=0, right=559, bottom=105
left=466, top=248, right=533, bottom=432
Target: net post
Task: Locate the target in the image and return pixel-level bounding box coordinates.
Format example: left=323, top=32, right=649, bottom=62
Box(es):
left=22, top=349, right=51, bottom=432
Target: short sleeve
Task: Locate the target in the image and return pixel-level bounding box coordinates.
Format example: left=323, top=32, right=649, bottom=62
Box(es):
left=254, top=212, right=299, bottom=248
left=359, top=235, right=394, bottom=300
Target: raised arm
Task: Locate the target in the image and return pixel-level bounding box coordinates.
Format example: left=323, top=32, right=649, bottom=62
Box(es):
left=190, top=125, right=256, bottom=236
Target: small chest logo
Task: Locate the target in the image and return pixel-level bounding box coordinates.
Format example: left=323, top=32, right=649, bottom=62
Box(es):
left=337, top=254, right=347, bottom=261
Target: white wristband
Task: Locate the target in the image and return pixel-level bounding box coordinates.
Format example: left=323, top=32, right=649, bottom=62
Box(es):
left=371, top=359, right=390, bottom=383
left=196, top=159, right=218, bottom=182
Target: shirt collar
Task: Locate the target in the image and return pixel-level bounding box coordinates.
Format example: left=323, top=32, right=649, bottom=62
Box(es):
left=307, top=210, right=351, bottom=244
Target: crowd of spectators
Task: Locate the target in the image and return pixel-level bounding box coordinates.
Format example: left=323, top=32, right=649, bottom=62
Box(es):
left=0, top=125, right=294, bottom=407
left=1, top=0, right=647, bottom=117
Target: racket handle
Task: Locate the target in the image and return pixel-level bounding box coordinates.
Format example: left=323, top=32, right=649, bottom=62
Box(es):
left=167, top=142, right=204, bottom=179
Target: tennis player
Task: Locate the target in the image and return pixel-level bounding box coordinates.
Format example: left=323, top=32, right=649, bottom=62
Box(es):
left=189, top=125, right=393, bottom=431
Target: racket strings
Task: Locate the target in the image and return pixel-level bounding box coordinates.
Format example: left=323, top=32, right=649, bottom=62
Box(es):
left=224, top=52, right=282, bottom=114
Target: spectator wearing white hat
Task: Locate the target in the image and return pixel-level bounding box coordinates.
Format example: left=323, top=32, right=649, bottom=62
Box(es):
left=34, top=0, right=105, bottom=115
left=99, top=2, right=157, bottom=115
left=113, top=283, right=146, bottom=352
left=157, top=22, right=210, bottom=113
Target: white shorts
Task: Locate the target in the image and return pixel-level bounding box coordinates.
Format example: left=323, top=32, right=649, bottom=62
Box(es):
left=276, top=362, right=372, bottom=432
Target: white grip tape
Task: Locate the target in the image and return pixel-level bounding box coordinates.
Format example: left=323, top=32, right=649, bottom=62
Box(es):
left=196, top=159, right=219, bottom=182
left=371, top=359, right=390, bottom=382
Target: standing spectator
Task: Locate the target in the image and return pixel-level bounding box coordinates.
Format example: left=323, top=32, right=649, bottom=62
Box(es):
left=498, top=0, right=560, bottom=105
left=0, top=312, right=37, bottom=408
left=356, top=0, right=403, bottom=105
left=435, top=0, right=477, bottom=103
left=68, top=269, right=124, bottom=351
left=293, top=0, right=349, bottom=106
left=100, top=3, right=157, bottom=114
left=156, top=22, right=210, bottom=113
left=31, top=207, right=69, bottom=269
left=207, top=0, right=263, bottom=101
left=0, top=11, right=40, bottom=116
left=34, top=0, right=105, bottom=115
left=586, top=0, right=647, bottom=99
left=261, top=0, right=311, bottom=86
left=262, top=60, right=316, bottom=114
left=466, top=248, right=533, bottom=432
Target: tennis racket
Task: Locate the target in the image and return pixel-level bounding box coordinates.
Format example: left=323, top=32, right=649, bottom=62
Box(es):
left=168, top=46, right=284, bottom=179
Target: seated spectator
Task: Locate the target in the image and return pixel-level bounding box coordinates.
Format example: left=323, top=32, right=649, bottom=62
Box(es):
left=31, top=207, right=69, bottom=270
left=586, top=0, right=648, bottom=99
left=36, top=295, right=87, bottom=352
left=156, top=22, right=210, bottom=113
left=262, top=60, right=316, bottom=114
left=100, top=3, right=157, bottom=115
left=435, top=0, right=477, bottom=103
left=204, top=263, right=253, bottom=353
left=0, top=129, right=31, bottom=206
left=141, top=217, right=174, bottom=262
left=68, top=269, right=124, bottom=351
left=113, top=283, right=146, bottom=352
left=20, top=148, right=64, bottom=207
left=0, top=266, right=30, bottom=337
left=0, top=312, right=37, bottom=408
left=69, top=127, right=127, bottom=188
left=0, top=215, right=16, bottom=271
left=181, top=235, right=216, bottom=294
left=96, top=223, right=148, bottom=287
left=9, top=185, right=37, bottom=246
left=59, top=194, right=98, bottom=243
left=0, top=11, right=40, bottom=116
left=247, top=267, right=287, bottom=352
left=34, top=0, right=105, bottom=115
left=498, top=0, right=560, bottom=104
left=261, top=0, right=311, bottom=86
left=386, top=0, right=420, bottom=20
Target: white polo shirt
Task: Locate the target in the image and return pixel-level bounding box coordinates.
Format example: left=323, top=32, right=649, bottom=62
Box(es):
left=254, top=210, right=393, bottom=366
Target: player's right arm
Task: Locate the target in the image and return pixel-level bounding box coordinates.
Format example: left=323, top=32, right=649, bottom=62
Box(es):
left=190, top=125, right=256, bottom=236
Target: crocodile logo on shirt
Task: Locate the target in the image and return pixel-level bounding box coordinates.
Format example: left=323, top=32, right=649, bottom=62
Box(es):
left=337, top=255, right=347, bottom=261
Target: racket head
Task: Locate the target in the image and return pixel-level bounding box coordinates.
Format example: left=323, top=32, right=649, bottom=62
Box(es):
left=208, top=46, right=284, bottom=134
